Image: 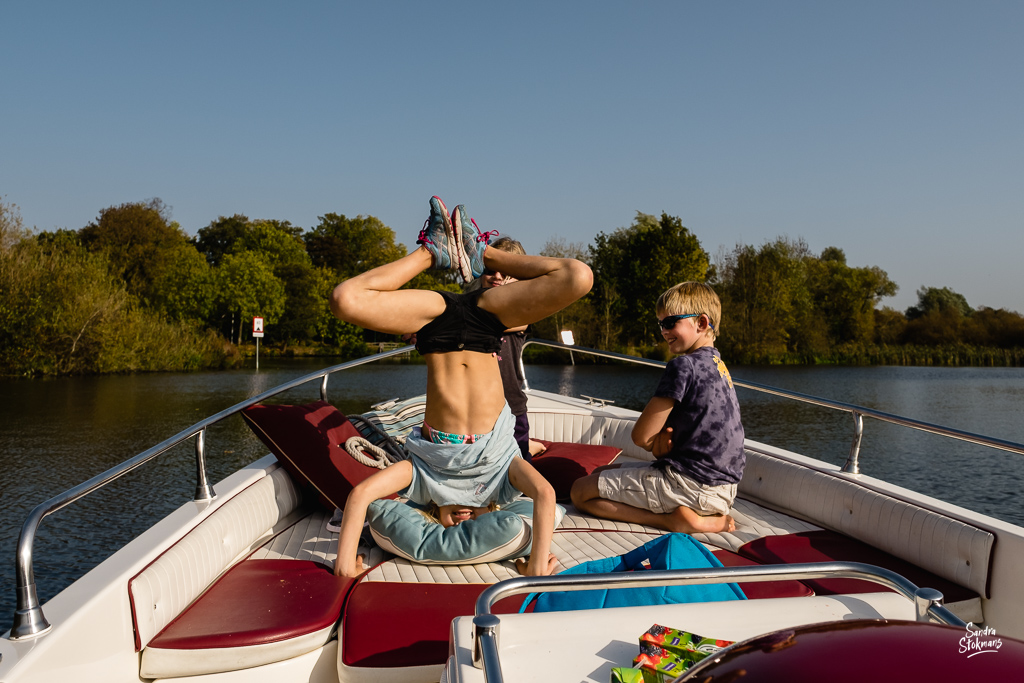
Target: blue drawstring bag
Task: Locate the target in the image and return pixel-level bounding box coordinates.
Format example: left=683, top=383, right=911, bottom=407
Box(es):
left=523, top=533, right=746, bottom=613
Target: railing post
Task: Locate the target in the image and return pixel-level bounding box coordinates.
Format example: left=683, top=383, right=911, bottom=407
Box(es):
left=473, top=613, right=504, bottom=682
left=10, top=506, right=52, bottom=640
left=914, top=587, right=945, bottom=622
left=518, top=352, right=529, bottom=393
left=320, top=374, right=329, bottom=402
left=842, top=411, right=864, bottom=474
left=194, top=428, right=216, bottom=502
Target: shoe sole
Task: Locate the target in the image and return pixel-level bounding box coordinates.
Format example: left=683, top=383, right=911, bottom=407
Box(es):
left=431, top=196, right=464, bottom=274
left=452, top=202, right=475, bottom=282
left=449, top=204, right=475, bottom=283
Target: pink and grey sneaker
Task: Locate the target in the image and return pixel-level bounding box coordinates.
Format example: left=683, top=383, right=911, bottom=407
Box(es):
left=453, top=204, right=496, bottom=283
left=416, top=196, right=464, bottom=272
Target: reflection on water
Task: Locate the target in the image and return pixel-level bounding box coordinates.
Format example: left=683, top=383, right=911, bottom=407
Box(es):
left=2, top=359, right=1023, bottom=623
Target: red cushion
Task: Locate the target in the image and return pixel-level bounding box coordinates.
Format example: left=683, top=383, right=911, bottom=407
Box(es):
left=530, top=441, right=622, bottom=500
left=737, top=531, right=978, bottom=603
left=710, top=548, right=814, bottom=599
left=242, top=401, right=393, bottom=510
left=341, top=582, right=527, bottom=668
left=149, top=560, right=354, bottom=650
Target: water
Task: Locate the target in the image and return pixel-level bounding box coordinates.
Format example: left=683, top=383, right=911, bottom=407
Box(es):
left=3, top=359, right=1024, bottom=625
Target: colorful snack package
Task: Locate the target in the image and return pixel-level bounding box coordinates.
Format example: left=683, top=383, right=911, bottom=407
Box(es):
left=609, top=666, right=645, bottom=683
left=641, top=624, right=734, bottom=660
left=632, top=646, right=692, bottom=683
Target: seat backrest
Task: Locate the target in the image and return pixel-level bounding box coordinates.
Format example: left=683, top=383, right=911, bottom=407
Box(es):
left=528, top=411, right=653, bottom=461
left=740, top=449, right=994, bottom=597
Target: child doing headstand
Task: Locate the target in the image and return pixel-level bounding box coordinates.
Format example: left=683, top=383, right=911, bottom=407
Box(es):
left=330, top=196, right=593, bottom=578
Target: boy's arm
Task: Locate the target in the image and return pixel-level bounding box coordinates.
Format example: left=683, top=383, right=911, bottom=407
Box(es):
left=334, top=460, right=413, bottom=578
left=631, top=396, right=676, bottom=456
left=507, top=458, right=558, bottom=576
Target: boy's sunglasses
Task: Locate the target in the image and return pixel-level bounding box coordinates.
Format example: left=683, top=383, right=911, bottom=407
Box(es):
left=657, top=313, right=699, bottom=330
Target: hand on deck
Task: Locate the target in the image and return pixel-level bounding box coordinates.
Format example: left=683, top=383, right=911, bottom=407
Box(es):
left=335, top=553, right=367, bottom=578
left=516, top=553, right=558, bottom=576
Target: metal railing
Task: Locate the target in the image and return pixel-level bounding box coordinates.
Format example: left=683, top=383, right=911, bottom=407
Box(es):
left=522, top=339, right=1024, bottom=474
left=470, top=561, right=963, bottom=683
left=9, top=346, right=415, bottom=640
left=13, top=340, right=1024, bottom=640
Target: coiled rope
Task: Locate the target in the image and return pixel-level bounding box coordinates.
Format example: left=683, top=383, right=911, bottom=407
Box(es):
left=344, top=436, right=392, bottom=469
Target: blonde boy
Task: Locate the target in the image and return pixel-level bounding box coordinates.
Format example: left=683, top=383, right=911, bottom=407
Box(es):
left=570, top=282, right=744, bottom=534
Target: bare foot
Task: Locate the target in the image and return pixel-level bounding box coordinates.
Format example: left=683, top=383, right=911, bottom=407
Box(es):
left=665, top=508, right=736, bottom=534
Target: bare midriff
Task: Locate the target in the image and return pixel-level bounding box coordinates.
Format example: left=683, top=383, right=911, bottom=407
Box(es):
left=424, top=350, right=505, bottom=436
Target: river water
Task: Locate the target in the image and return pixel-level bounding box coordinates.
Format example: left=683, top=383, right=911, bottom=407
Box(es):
left=3, top=358, right=1024, bottom=624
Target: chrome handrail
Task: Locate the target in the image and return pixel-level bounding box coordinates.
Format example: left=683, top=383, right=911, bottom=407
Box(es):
left=470, top=561, right=964, bottom=681
left=9, top=345, right=415, bottom=640
left=523, top=339, right=1024, bottom=471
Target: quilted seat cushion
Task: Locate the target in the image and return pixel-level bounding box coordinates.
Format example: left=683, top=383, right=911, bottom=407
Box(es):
left=710, top=548, right=814, bottom=600
left=242, top=401, right=391, bottom=511
left=738, top=530, right=980, bottom=604
left=530, top=440, right=622, bottom=500
left=141, top=559, right=353, bottom=678
left=341, top=582, right=527, bottom=668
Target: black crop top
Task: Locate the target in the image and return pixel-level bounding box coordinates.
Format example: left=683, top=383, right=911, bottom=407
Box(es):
left=415, top=290, right=507, bottom=355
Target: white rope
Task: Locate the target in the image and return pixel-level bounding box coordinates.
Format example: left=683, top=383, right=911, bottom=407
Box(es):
left=344, top=436, right=391, bottom=469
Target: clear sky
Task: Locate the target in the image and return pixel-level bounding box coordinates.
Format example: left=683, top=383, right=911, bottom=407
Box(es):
left=3, top=1, right=1022, bottom=313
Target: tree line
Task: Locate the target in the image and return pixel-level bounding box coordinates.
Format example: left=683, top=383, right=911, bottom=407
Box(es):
left=2, top=198, right=1022, bottom=376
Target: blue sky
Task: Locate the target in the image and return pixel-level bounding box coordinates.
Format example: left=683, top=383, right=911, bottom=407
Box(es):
left=3, top=1, right=1022, bottom=313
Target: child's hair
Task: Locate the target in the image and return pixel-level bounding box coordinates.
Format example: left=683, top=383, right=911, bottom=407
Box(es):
left=466, top=236, right=526, bottom=291
left=489, top=236, right=526, bottom=255
left=657, top=281, right=721, bottom=340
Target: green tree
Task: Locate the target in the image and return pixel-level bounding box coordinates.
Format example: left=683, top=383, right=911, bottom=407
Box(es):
left=215, top=252, right=286, bottom=344
left=78, top=199, right=191, bottom=304
left=193, top=214, right=253, bottom=266
left=713, top=238, right=811, bottom=360
left=197, top=215, right=321, bottom=343
left=590, top=212, right=709, bottom=347
left=901, top=287, right=974, bottom=347
left=149, top=243, right=217, bottom=322
left=906, top=286, right=973, bottom=320
left=805, top=247, right=897, bottom=346
left=873, top=307, right=908, bottom=345
left=306, top=213, right=407, bottom=280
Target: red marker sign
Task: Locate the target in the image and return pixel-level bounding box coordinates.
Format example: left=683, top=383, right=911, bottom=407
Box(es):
left=253, top=317, right=264, bottom=338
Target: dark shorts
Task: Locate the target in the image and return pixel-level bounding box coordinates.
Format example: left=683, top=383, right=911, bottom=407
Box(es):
left=513, top=412, right=531, bottom=460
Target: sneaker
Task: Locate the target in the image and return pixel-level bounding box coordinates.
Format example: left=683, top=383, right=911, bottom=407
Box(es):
left=326, top=508, right=343, bottom=533
left=416, top=196, right=463, bottom=272
left=453, top=204, right=495, bottom=282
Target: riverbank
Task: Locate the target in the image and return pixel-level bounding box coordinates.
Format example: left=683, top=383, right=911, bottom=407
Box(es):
left=6, top=338, right=1024, bottom=378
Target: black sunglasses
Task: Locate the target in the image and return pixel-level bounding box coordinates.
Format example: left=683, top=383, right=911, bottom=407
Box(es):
left=657, top=313, right=699, bottom=330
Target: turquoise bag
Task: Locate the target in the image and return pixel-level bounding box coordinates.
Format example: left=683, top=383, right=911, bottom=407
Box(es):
left=523, top=533, right=746, bottom=612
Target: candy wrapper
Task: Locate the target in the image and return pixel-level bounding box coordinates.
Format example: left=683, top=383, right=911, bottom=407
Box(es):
left=609, top=666, right=645, bottom=683
left=640, top=624, right=733, bottom=659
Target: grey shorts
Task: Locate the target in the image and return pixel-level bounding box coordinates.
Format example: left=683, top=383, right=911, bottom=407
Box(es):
left=597, top=463, right=736, bottom=516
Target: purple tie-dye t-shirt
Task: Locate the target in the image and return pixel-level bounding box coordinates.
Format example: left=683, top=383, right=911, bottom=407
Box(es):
left=652, top=346, right=745, bottom=487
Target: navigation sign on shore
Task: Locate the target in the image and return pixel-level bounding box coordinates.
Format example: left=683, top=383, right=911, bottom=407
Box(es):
left=253, top=317, right=264, bottom=370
